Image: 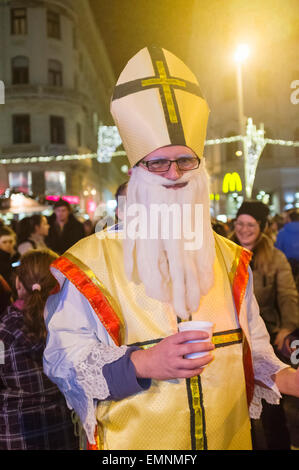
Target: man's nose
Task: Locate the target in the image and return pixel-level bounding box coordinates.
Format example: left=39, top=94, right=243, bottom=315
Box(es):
left=164, top=161, right=183, bottom=180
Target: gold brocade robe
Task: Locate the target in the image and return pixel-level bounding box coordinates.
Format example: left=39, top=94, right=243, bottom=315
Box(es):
left=52, top=231, right=254, bottom=450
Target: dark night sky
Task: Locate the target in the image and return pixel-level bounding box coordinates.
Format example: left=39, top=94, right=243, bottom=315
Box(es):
left=89, top=0, right=196, bottom=79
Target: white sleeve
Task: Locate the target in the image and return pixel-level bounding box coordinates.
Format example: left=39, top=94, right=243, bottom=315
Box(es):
left=43, top=275, right=127, bottom=444
left=244, top=268, right=290, bottom=419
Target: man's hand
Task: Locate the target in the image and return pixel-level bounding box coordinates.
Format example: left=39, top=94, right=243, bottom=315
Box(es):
left=130, top=330, right=215, bottom=381
left=274, top=366, right=299, bottom=398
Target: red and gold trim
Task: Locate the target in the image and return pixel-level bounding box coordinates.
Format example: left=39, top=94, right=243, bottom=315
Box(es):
left=51, top=253, right=125, bottom=347
left=51, top=252, right=127, bottom=451
left=232, top=246, right=252, bottom=316
left=231, top=246, right=254, bottom=406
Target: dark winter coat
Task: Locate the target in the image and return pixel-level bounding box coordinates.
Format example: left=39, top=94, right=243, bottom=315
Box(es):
left=46, top=213, right=85, bottom=255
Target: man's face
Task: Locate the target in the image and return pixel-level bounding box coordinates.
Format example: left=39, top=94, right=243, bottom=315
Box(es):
left=55, top=206, right=70, bottom=224
left=125, top=146, right=215, bottom=318
left=140, top=145, right=198, bottom=190
left=0, top=235, right=15, bottom=254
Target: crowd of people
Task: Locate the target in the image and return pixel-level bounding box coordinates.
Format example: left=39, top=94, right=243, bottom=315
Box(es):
left=0, top=188, right=298, bottom=450
left=0, top=46, right=299, bottom=451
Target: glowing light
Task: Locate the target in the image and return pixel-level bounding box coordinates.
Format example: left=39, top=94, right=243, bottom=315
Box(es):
left=235, top=150, right=243, bottom=157
left=46, top=195, right=80, bottom=204
left=243, top=118, right=266, bottom=199
left=121, top=165, right=129, bottom=173
left=285, top=193, right=294, bottom=203
left=217, top=214, right=227, bottom=223
left=234, top=44, right=250, bottom=63
left=87, top=200, right=96, bottom=213
left=1, top=123, right=298, bottom=166
left=97, top=126, right=122, bottom=163
left=107, top=200, right=117, bottom=210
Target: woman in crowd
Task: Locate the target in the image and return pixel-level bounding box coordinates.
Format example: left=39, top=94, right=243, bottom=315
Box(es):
left=0, top=249, right=78, bottom=450
left=231, top=200, right=299, bottom=450
left=17, top=214, right=49, bottom=255
left=0, top=225, right=16, bottom=291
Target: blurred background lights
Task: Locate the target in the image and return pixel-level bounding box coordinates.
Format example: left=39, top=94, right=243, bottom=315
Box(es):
left=107, top=199, right=117, bottom=210
left=285, top=193, right=294, bottom=203
left=121, top=165, right=129, bottom=173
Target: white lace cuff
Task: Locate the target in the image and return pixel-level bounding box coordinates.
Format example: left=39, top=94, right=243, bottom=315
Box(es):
left=249, top=356, right=288, bottom=419
left=64, top=341, right=127, bottom=444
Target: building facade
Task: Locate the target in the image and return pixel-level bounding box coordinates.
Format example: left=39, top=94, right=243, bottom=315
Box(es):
left=0, top=0, right=124, bottom=217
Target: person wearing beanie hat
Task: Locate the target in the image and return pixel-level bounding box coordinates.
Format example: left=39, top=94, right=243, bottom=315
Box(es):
left=44, top=47, right=299, bottom=451
left=232, top=202, right=299, bottom=449
left=237, top=201, right=270, bottom=233
left=234, top=201, right=269, bottom=252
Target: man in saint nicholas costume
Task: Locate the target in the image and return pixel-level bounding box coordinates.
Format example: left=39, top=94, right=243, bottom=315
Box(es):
left=43, top=46, right=299, bottom=450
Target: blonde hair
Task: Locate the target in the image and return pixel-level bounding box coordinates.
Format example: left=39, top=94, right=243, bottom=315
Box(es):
left=17, top=249, right=58, bottom=342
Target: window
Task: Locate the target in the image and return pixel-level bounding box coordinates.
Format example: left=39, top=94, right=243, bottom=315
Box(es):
left=45, top=171, right=66, bottom=194
left=48, top=60, right=63, bottom=86
left=50, top=116, right=65, bottom=144
left=13, top=115, right=31, bottom=144
left=11, top=8, right=27, bottom=35
left=9, top=172, right=32, bottom=193
left=12, top=56, right=29, bottom=85
left=47, top=10, right=61, bottom=39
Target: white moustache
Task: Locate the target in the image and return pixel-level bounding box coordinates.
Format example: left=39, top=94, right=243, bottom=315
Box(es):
left=130, top=164, right=202, bottom=188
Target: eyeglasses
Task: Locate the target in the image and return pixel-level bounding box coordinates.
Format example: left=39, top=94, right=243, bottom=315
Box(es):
left=140, top=157, right=200, bottom=173
left=234, top=221, right=259, bottom=229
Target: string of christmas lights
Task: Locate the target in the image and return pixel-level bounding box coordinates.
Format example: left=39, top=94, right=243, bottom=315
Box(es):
left=0, top=125, right=298, bottom=165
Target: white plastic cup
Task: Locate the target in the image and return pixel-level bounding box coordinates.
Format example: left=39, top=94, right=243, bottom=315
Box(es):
left=178, top=321, right=213, bottom=359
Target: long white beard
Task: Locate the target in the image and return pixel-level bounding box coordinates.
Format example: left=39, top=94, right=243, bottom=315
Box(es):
left=123, top=160, right=216, bottom=320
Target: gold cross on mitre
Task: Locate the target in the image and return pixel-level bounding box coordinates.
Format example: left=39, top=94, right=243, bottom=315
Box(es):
left=141, top=60, right=186, bottom=124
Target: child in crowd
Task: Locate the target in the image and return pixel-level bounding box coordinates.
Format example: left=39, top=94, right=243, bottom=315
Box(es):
left=0, top=249, right=78, bottom=450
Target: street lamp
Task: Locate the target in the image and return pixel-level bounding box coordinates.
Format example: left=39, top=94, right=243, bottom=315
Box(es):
left=234, top=44, right=250, bottom=137
left=234, top=44, right=250, bottom=199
